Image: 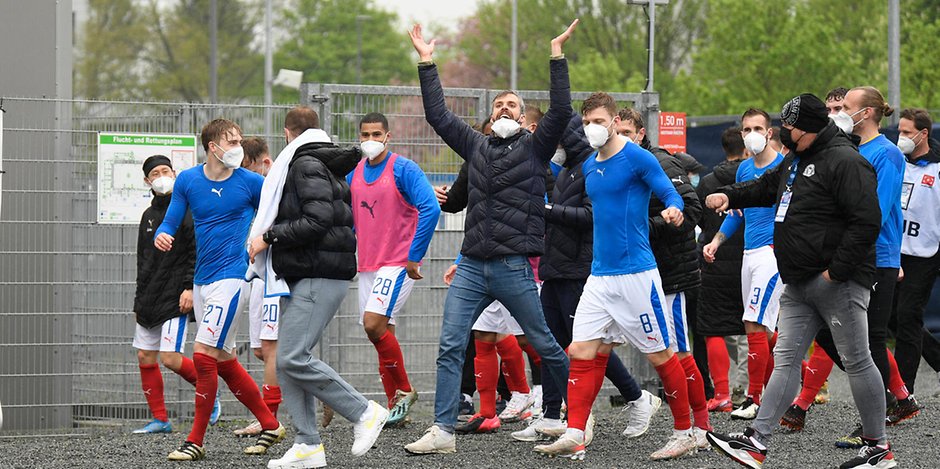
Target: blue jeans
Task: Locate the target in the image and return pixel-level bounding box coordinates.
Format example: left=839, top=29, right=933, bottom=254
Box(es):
left=433, top=255, right=569, bottom=433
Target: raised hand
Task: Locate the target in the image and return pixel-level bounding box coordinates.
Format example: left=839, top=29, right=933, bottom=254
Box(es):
left=409, top=24, right=436, bottom=62
left=551, top=19, right=579, bottom=56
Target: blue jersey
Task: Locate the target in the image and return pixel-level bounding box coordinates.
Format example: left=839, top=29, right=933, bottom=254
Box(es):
left=719, top=153, right=784, bottom=250
left=346, top=151, right=442, bottom=262
left=155, top=165, right=263, bottom=285
left=859, top=134, right=905, bottom=268
left=583, top=141, right=683, bottom=276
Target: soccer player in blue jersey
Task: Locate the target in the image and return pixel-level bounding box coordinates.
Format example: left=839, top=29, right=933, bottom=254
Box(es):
left=703, top=108, right=784, bottom=421
left=347, top=112, right=441, bottom=427
left=534, top=92, right=692, bottom=461
left=155, top=119, right=284, bottom=461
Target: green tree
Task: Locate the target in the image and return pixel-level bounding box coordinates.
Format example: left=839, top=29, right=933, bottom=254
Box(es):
left=75, top=0, right=149, bottom=100
left=901, top=0, right=940, bottom=109
left=274, top=0, right=413, bottom=97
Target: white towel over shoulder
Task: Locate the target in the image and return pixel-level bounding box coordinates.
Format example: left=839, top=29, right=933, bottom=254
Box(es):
left=246, top=128, right=333, bottom=297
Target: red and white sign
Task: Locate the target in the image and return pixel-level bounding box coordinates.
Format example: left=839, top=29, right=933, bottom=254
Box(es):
left=659, top=112, right=687, bottom=154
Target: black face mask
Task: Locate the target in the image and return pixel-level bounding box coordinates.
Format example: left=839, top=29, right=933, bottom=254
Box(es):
left=779, top=127, right=800, bottom=151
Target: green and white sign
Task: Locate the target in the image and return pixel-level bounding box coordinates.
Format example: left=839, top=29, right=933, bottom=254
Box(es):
left=97, top=132, right=198, bottom=224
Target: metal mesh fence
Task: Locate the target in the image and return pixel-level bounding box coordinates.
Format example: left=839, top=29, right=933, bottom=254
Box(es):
left=0, top=88, right=660, bottom=434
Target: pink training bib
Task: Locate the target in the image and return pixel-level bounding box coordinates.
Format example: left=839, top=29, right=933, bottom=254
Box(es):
left=350, top=153, right=419, bottom=271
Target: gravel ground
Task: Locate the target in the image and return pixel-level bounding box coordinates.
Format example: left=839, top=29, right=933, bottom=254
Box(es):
left=4, top=366, right=940, bottom=469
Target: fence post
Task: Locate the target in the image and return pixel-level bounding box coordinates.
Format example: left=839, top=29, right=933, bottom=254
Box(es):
left=639, top=91, right=661, bottom=147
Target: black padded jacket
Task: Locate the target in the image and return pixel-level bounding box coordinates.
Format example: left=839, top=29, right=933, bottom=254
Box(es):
left=135, top=194, right=195, bottom=329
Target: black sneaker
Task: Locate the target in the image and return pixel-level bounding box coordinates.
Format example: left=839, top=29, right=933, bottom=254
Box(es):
left=839, top=438, right=897, bottom=468
left=731, top=397, right=759, bottom=420
left=706, top=427, right=767, bottom=469
left=455, top=413, right=500, bottom=434
left=495, top=397, right=507, bottom=416
left=457, top=394, right=475, bottom=422
left=886, top=395, right=920, bottom=426
left=835, top=424, right=864, bottom=449
left=780, top=404, right=807, bottom=432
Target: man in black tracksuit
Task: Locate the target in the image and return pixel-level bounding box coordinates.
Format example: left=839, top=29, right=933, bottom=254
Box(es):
left=132, top=155, right=199, bottom=434
left=696, top=128, right=748, bottom=407
left=405, top=21, right=577, bottom=454
left=706, top=93, right=893, bottom=469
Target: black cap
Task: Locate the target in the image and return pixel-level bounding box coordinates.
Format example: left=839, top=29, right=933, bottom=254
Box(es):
left=780, top=93, right=829, bottom=133
left=142, top=155, right=172, bottom=177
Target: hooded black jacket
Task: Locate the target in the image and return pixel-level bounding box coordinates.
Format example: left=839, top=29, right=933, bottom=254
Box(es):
left=718, top=121, right=881, bottom=287
left=268, top=142, right=361, bottom=282
left=539, top=114, right=596, bottom=281
left=419, top=59, right=572, bottom=258
left=641, top=139, right=703, bottom=294
left=135, top=194, right=195, bottom=329
left=696, top=159, right=746, bottom=336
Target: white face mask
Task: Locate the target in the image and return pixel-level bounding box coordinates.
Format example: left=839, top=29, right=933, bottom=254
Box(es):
left=551, top=148, right=567, bottom=166
left=743, top=130, right=768, bottom=155
left=831, top=112, right=854, bottom=134
left=361, top=138, right=387, bottom=160
left=897, top=134, right=923, bottom=155
left=150, top=176, right=175, bottom=195
left=214, top=144, right=244, bottom=169
left=491, top=117, right=522, bottom=139
left=584, top=121, right=614, bottom=149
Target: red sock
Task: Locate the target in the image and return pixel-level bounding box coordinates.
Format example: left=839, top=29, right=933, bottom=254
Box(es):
left=885, top=349, right=910, bottom=400
left=378, top=365, right=397, bottom=407
left=372, top=331, right=412, bottom=395
left=496, top=336, right=530, bottom=394
left=217, top=357, right=278, bottom=430
left=655, top=354, right=692, bottom=430
left=706, top=336, right=731, bottom=398
left=801, top=359, right=808, bottom=382
left=746, top=332, right=770, bottom=405
left=139, top=364, right=167, bottom=422
left=794, top=343, right=834, bottom=410
left=262, top=384, right=282, bottom=417
left=566, top=358, right=597, bottom=431
left=681, top=355, right=710, bottom=430
left=593, top=353, right=610, bottom=398
left=764, top=332, right=778, bottom=385
left=520, top=342, right=542, bottom=369
left=176, top=356, right=198, bottom=386
left=474, top=340, right=499, bottom=418
left=187, top=353, right=219, bottom=446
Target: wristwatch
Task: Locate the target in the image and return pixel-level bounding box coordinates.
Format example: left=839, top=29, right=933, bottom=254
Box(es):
left=262, top=230, right=276, bottom=245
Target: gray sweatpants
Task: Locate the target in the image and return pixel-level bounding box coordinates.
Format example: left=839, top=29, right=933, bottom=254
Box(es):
left=752, top=273, right=886, bottom=445
left=277, top=278, right=369, bottom=445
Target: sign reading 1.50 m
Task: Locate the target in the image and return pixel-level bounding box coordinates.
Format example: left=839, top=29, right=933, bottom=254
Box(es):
left=97, top=132, right=198, bottom=224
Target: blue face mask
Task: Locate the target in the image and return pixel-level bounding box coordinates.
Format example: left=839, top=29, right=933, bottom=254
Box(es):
left=690, top=174, right=700, bottom=188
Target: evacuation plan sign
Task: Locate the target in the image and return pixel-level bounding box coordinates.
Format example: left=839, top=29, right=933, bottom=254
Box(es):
left=97, top=132, right=198, bottom=224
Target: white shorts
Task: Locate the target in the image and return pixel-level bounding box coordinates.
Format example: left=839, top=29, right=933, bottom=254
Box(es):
left=132, top=315, right=190, bottom=353
left=473, top=300, right=525, bottom=335
left=248, top=278, right=280, bottom=349
left=741, top=246, right=782, bottom=330
left=664, top=292, right=691, bottom=353
left=572, top=269, right=675, bottom=354
left=193, top=278, right=247, bottom=353
left=358, top=266, right=415, bottom=326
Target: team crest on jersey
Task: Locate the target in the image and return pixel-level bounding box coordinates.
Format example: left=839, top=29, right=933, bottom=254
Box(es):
left=922, top=174, right=935, bottom=187
left=803, top=164, right=815, bottom=177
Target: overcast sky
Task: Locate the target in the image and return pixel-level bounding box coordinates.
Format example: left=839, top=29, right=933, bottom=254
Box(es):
left=375, top=0, right=481, bottom=31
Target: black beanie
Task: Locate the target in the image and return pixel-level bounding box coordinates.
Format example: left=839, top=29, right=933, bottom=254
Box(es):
left=780, top=93, right=829, bottom=133
left=142, top=155, right=172, bottom=177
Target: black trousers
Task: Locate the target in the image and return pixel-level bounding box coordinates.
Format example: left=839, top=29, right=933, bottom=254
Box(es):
left=816, top=267, right=898, bottom=393
left=685, top=287, right=714, bottom=398
left=891, top=254, right=940, bottom=391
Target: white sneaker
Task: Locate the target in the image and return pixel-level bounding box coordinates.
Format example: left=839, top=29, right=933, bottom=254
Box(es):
left=622, top=390, right=663, bottom=438
left=404, top=425, right=456, bottom=454
left=731, top=397, right=760, bottom=420
left=351, top=401, right=388, bottom=457
left=267, top=443, right=327, bottom=469
left=529, top=385, right=543, bottom=418
left=511, top=416, right=565, bottom=442
left=692, top=427, right=711, bottom=451
left=534, top=432, right=586, bottom=460
left=650, top=429, right=696, bottom=460
left=498, top=391, right=532, bottom=423
left=584, top=413, right=596, bottom=446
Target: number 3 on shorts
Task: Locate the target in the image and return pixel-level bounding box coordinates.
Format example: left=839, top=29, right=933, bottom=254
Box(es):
left=639, top=313, right=653, bottom=334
